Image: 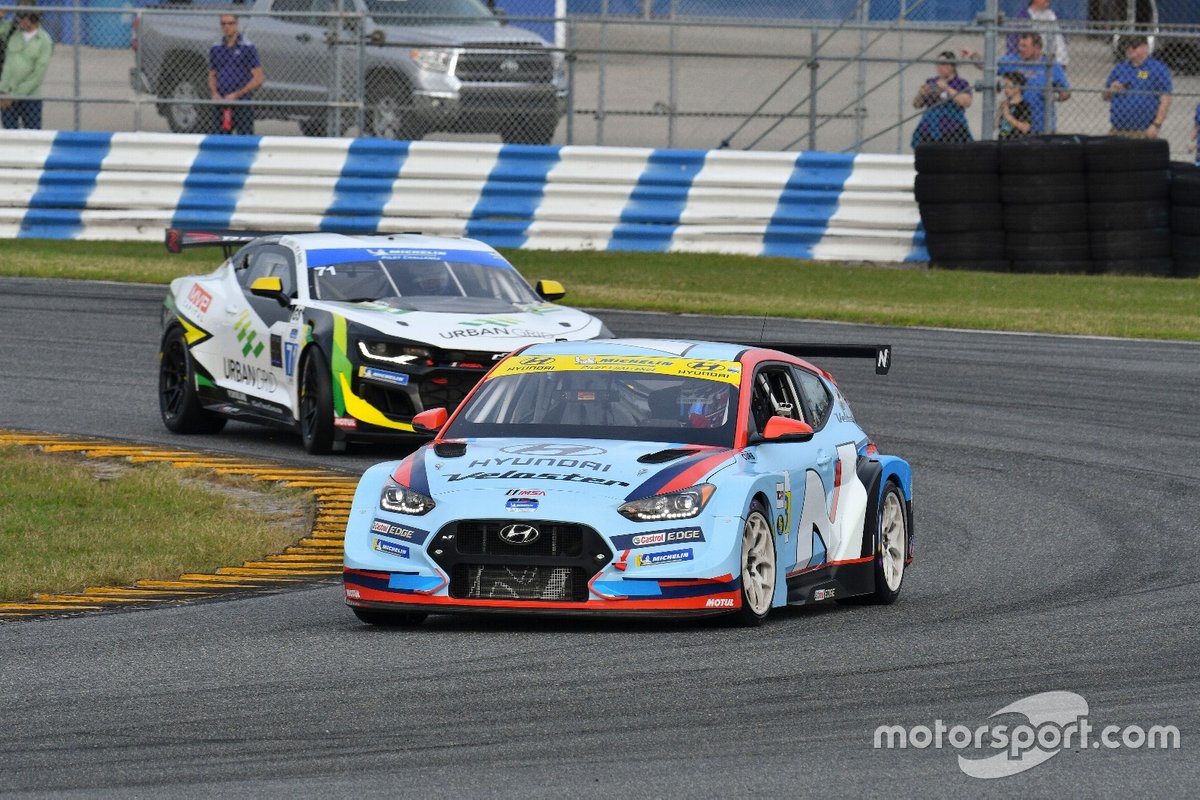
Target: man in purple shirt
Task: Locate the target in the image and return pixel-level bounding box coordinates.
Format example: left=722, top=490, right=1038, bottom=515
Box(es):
left=208, top=14, right=264, bottom=135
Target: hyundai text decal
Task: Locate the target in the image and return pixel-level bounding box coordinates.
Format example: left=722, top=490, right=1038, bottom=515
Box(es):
left=445, top=470, right=629, bottom=487
left=610, top=527, right=705, bottom=550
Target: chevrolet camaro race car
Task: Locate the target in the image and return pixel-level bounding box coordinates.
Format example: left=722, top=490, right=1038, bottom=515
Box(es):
left=343, top=338, right=914, bottom=626
left=157, top=230, right=609, bottom=453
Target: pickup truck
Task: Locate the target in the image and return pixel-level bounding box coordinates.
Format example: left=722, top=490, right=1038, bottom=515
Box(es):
left=131, top=0, right=567, bottom=143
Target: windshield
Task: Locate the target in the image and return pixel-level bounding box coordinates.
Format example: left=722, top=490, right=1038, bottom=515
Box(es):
left=444, top=368, right=740, bottom=447
left=308, top=258, right=541, bottom=305
left=365, top=0, right=498, bottom=26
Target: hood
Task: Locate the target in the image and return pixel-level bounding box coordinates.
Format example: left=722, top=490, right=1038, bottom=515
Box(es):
left=369, top=22, right=549, bottom=48
left=410, top=438, right=737, bottom=503
left=311, top=299, right=603, bottom=350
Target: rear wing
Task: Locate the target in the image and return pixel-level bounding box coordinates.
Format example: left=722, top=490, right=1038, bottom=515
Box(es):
left=760, top=343, right=892, bottom=375
left=164, top=228, right=266, bottom=259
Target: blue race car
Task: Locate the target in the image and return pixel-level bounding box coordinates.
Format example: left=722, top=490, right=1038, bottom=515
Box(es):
left=343, top=338, right=913, bottom=626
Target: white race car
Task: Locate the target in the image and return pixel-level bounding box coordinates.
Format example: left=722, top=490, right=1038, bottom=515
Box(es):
left=157, top=229, right=610, bottom=453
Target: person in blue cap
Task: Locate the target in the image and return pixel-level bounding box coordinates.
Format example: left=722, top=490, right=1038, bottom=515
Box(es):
left=1102, top=35, right=1172, bottom=139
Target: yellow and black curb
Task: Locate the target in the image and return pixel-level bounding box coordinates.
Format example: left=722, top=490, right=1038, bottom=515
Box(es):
left=0, top=430, right=357, bottom=620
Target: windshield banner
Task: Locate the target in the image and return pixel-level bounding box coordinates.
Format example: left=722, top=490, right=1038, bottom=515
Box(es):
left=489, top=355, right=744, bottom=385
left=303, top=247, right=512, bottom=269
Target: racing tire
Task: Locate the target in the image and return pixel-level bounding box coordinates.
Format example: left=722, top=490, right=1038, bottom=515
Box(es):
left=299, top=347, right=335, bottom=455
left=1004, top=230, right=1089, bottom=261
left=1002, top=202, right=1087, bottom=233
left=914, top=173, right=999, bottom=204
left=1086, top=170, right=1170, bottom=203
left=352, top=607, right=428, bottom=626
left=999, top=172, right=1086, bottom=204
left=913, top=141, right=998, bottom=174
left=924, top=229, right=1005, bottom=262
left=1169, top=163, right=1200, bottom=205
left=158, top=326, right=226, bottom=435
left=1089, top=201, right=1169, bottom=232
left=731, top=500, right=777, bottom=627
left=1090, top=228, right=1170, bottom=261
left=160, top=64, right=210, bottom=134
left=918, top=203, right=1002, bottom=234
left=867, top=481, right=908, bottom=604
left=998, top=135, right=1086, bottom=174
left=1169, top=205, right=1200, bottom=236
left=1084, top=136, right=1170, bottom=173
left=366, top=74, right=424, bottom=141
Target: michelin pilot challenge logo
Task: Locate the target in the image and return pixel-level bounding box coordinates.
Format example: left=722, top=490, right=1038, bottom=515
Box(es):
left=873, top=691, right=1180, bottom=779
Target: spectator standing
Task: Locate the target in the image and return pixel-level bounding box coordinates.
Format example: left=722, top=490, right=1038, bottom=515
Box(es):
left=1102, top=35, right=1172, bottom=140
left=911, top=51, right=973, bottom=148
left=999, top=33, right=1070, bottom=134
left=998, top=72, right=1033, bottom=139
left=0, top=0, right=53, bottom=130
left=208, top=14, right=263, bottom=135
left=1006, top=0, right=1069, bottom=71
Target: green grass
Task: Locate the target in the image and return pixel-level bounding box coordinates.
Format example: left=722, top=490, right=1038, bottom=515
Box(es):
left=1, top=239, right=1198, bottom=339
left=0, top=446, right=314, bottom=601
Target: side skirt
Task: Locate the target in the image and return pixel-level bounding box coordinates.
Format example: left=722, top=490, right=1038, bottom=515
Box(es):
left=785, top=558, right=874, bottom=605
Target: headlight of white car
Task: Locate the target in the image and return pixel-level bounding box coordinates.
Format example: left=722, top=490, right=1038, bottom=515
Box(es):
left=358, top=340, right=432, bottom=366
left=380, top=482, right=436, bottom=515
left=410, top=48, right=453, bottom=73
left=617, top=484, right=715, bottom=522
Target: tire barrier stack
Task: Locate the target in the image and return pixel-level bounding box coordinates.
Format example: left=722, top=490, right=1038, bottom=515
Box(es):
left=916, top=136, right=1197, bottom=278
left=1001, top=136, right=1090, bottom=275
left=1170, top=162, right=1200, bottom=279
left=1085, top=137, right=1172, bottom=277
left=914, top=141, right=1007, bottom=272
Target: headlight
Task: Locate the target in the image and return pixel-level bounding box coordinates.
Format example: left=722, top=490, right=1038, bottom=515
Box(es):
left=411, top=48, right=453, bottom=73
left=380, top=482, right=436, bottom=515
left=358, top=340, right=433, bottom=366
left=617, top=484, right=715, bottom=522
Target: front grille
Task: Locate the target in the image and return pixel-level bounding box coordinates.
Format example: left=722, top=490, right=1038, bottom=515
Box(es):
left=456, top=49, right=553, bottom=83
left=419, top=371, right=480, bottom=412
left=451, top=563, right=588, bottom=602
left=456, top=521, right=585, bottom=557
left=429, top=520, right=612, bottom=603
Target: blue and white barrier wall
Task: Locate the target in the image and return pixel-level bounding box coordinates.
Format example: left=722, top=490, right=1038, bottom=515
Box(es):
left=0, top=131, right=926, bottom=263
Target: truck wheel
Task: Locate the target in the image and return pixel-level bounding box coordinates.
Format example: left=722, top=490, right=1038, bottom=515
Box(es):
left=161, top=65, right=210, bottom=134
left=366, top=75, right=422, bottom=141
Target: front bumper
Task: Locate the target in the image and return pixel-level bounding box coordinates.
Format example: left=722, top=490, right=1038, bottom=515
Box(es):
left=344, top=568, right=742, bottom=617
left=411, top=86, right=567, bottom=127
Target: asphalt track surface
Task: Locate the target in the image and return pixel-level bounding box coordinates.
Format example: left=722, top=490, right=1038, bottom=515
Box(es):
left=0, top=276, right=1197, bottom=797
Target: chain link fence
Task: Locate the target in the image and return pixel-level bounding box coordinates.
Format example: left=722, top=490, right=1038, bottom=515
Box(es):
left=9, top=1, right=1200, bottom=159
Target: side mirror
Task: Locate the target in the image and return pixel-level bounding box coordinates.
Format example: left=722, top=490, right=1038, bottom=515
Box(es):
left=249, top=276, right=290, bottom=308
left=412, top=407, right=448, bottom=434
left=536, top=279, right=566, bottom=301
left=761, top=416, right=814, bottom=442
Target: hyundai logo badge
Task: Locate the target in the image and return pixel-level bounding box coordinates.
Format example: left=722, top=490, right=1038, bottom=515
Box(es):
left=499, top=523, right=540, bottom=545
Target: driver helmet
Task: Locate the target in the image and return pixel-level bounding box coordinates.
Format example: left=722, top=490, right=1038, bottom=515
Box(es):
left=680, top=382, right=729, bottom=428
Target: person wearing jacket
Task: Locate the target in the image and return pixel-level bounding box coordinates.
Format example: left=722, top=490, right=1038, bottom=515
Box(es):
left=0, top=2, right=53, bottom=130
